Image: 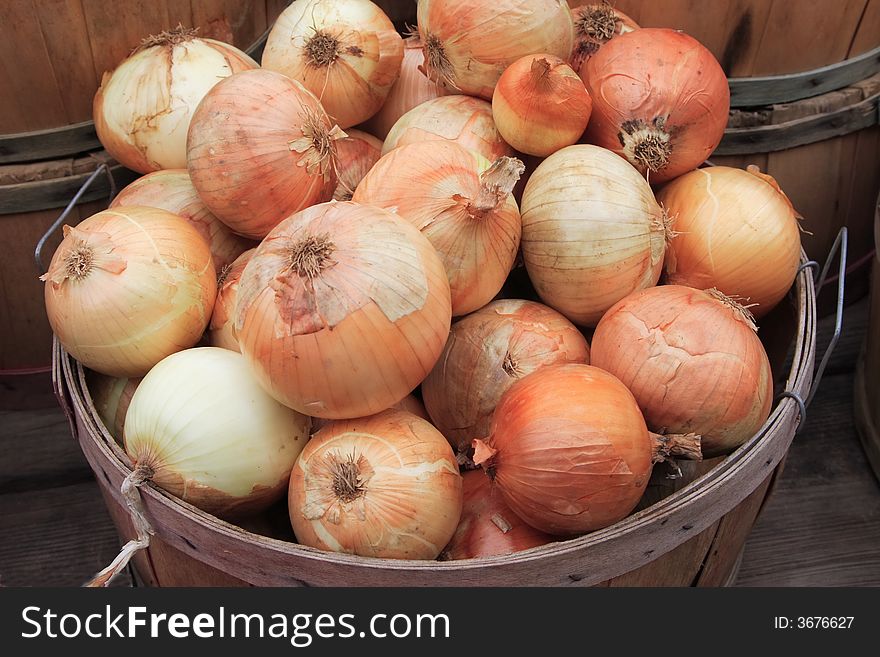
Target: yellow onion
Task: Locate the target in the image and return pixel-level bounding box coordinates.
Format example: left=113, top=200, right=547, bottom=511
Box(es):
left=41, top=207, right=216, bottom=377
left=354, top=141, right=524, bottom=316
left=591, top=285, right=774, bottom=457
left=88, top=374, right=141, bottom=443
left=570, top=3, right=638, bottom=78
left=262, top=0, right=403, bottom=128
left=208, top=248, right=256, bottom=353
left=422, top=299, right=590, bottom=453
left=417, top=0, right=574, bottom=99
left=110, top=169, right=255, bottom=272
left=187, top=69, right=343, bottom=239
left=310, top=394, right=429, bottom=433
left=125, top=347, right=311, bottom=517
left=520, top=144, right=666, bottom=326
left=657, top=166, right=802, bottom=318
left=289, top=409, right=462, bottom=559
left=94, top=27, right=257, bottom=173
left=492, top=54, right=592, bottom=157
left=382, top=95, right=513, bottom=162
left=333, top=129, right=383, bottom=201
left=235, top=201, right=452, bottom=419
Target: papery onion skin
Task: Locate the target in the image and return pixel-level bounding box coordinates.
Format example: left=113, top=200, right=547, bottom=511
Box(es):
left=520, top=144, right=666, bottom=326
left=333, top=129, right=383, bottom=201
left=310, top=394, right=429, bottom=433
left=88, top=374, right=141, bottom=444
left=657, top=166, right=802, bottom=318
left=423, top=299, right=590, bottom=453
left=288, top=408, right=462, bottom=559
left=570, top=4, right=638, bottom=78
left=125, top=347, right=311, bottom=518
left=582, top=28, right=729, bottom=183
left=591, top=285, right=774, bottom=457
left=382, top=95, right=513, bottom=162
left=41, top=207, right=216, bottom=378
left=187, top=69, right=342, bottom=240
left=209, top=248, right=256, bottom=353
left=235, top=201, right=452, bottom=419
left=262, top=0, right=403, bottom=129
left=110, top=169, right=255, bottom=272
left=417, top=0, right=574, bottom=100
left=94, top=30, right=257, bottom=174
left=354, top=141, right=523, bottom=316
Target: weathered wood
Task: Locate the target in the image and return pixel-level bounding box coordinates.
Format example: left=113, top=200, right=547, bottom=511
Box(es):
left=0, top=122, right=100, bottom=165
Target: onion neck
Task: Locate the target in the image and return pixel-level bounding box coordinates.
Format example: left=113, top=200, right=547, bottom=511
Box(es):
left=530, top=57, right=554, bottom=90
left=460, top=156, right=525, bottom=219
left=472, top=438, right=498, bottom=472
left=649, top=432, right=702, bottom=463
left=138, top=25, right=198, bottom=51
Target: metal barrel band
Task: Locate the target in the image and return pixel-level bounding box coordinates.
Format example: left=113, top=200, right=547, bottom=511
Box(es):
left=776, top=391, right=808, bottom=434
left=797, top=260, right=820, bottom=277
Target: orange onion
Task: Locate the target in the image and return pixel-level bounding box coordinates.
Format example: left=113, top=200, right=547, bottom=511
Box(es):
left=657, top=166, right=802, bottom=318
left=492, top=54, right=592, bottom=157
left=473, top=363, right=701, bottom=535
left=382, top=95, right=513, bottom=162
left=309, top=393, right=430, bottom=433
left=582, top=28, right=729, bottom=183
left=422, top=299, right=591, bottom=453
left=187, top=69, right=343, bottom=239
left=88, top=374, right=141, bottom=443
left=333, top=129, right=383, bottom=201
left=591, top=285, right=774, bottom=457
left=288, top=409, right=463, bottom=559
left=520, top=144, right=667, bottom=326
left=41, top=207, right=216, bottom=377
left=570, top=3, right=638, bottom=78
left=110, top=169, right=255, bottom=272
left=94, top=27, right=257, bottom=173
left=208, top=248, right=256, bottom=353
left=354, top=141, right=524, bottom=316
left=261, top=0, right=403, bottom=129
left=235, top=201, right=452, bottom=419
left=440, top=470, right=554, bottom=560
left=417, top=0, right=574, bottom=99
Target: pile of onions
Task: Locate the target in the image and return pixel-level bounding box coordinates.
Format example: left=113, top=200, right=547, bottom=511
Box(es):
left=125, top=347, right=311, bottom=517
left=440, top=470, right=553, bottom=560
left=333, top=129, right=383, bottom=201
left=208, top=248, right=255, bottom=352
left=261, top=0, right=403, bottom=128
left=288, top=409, right=462, bottom=559
left=582, top=28, right=729, bottom=183
left=88, top=373, right=140, bottom=443
left=520, top=144, right=667, bottom=326
left=383, top=95, right=513, bottom=162
left=235, top=201, right=452, bottom=419
left=492, top=54, right=592, bottom=157
left=657, top=166, right=803, bottom=318
left=94, top=27, right=257, bottom=173
left=187, top=69, right=343, bottom=239
left=473, top=363, right=701, bottom=535
left=310, top=394, right=429, bottom=433
left=41, top=207, right=216, bottom=377
left=353, top=141, right=524, bottom=316
left=422, top=299, right=591, bottom=453
left=570, top=3, right=638, bottom=78
left=110, top=170, right=255, bottom=272
left=591, top=285, right=774, bottom=457
left=417, top=0, right=574, bottom=99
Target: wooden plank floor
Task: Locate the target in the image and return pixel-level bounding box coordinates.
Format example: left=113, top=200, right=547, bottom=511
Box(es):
left=0, top=298, right=878, bottom=587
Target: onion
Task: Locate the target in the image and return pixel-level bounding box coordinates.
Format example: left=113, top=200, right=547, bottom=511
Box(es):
left=520, top=144, right=667, bottom=326
left=187, top=69, right=343, bottom=239
left=440, top=470, right=554, bottom=560
left=235, top=201, right=452, bottom=419
left=310, top=394, right=429, bottom=433
left=473, top=363, right=701, bottom=535
left=591, top=285, right=774, bottom=457
left=362, top=36, right=450, bottom=139
left=88, top=374, right=140, bottom=443
left=208, top=248, right=256, bottom=353
left=417, top=0, right=574, bottom=99
left=110, top=170, right=255, bottom=272
left=262, top=0, right=403, bottom=129
left=125, top=347, right=310, bottom=517
left=656, top=166, right=802, bottom=318
left=422, top=299, right=590, bottom=453
left=570, top=3, right=638, bottom=78
left=382, top=95, right=514, bottom=162
left=94, top=27, right=257, bottom=174
left=288, top=408, right=462, bottom=559
left=353, top=141, right=524, bottom=316
left=581, top=28, right=729, bottom=183
left=492, top=54, right=592, bottom=157
left=333, top=129, right=383, bottom=201
left=41, top=207, right=216, bottom=377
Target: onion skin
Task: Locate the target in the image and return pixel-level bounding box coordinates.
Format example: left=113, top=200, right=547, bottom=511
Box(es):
left=288, top=409, right=463, bottom=559
left=582, top=28, right=729, bottom=183
left=310, top=394, right=429, bottom=433
left=423, top=299, right=591, bottom=453
left=570, top=4, right=638, bottom=78
left=333, top=129, right=383, bottom=201
left=187, top=69, right=342, bottom=240
left=657, top=166, right=802, bottom=318
left=208, top=248, right=256, bottom=353
left=382, top=95, right=514, bottom=163
left=235, top=201, right=452, bottom=419
left=88, top=374, right=141, bottom=443
left=520, top=144, right=666, bottom=326
left=590, top=285, right=774, bottom=457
